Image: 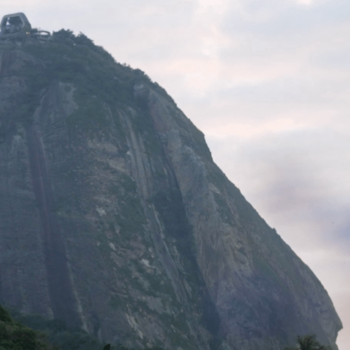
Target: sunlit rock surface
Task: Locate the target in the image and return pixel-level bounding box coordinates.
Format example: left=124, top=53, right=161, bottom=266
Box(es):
left=0, top=36, right=342, bottom=350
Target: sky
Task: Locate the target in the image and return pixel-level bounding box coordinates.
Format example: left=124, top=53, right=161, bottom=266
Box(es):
left=1, top=0, right=349, bottom=348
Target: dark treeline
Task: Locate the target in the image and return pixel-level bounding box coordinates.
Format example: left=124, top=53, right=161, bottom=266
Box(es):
left=1, top=303, right=164, bottom=350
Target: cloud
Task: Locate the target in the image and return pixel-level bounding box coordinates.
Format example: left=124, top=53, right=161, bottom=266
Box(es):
left=296, top=0, right=314, bottom=5
left=206, top=128, right=350, bottom=257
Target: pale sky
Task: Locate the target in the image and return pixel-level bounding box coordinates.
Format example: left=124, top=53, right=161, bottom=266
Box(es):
left=1, top=1, right=349, bottom=348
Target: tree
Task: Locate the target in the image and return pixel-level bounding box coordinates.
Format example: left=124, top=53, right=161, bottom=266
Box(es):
left=285, top=334, right=331, bottom=350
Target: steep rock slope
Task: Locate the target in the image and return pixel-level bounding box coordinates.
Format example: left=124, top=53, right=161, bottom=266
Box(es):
left=0, top=33, right=342, bottom=350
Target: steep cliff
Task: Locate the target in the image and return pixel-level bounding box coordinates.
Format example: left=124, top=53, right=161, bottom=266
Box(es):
left=0, top=32, right=342, bottom=350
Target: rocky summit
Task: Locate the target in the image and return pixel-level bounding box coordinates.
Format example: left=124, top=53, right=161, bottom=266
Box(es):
left=0, top=30, right=342, bottom=350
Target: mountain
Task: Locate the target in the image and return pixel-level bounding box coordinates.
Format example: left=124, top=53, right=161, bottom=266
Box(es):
left=0, top=30, right=342, bottom=350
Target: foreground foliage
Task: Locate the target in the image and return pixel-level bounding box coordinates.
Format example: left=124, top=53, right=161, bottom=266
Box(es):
left=6, top=304, right=164, bottom=350
left=8, top=306, right=115, bottom=350
left=285, top=334, right=331, bottom=350
left=0, top=303, right=54, bottom=350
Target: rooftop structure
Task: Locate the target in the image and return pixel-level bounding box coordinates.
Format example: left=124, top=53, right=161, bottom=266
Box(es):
left=0, top=12, right=50, bottom=42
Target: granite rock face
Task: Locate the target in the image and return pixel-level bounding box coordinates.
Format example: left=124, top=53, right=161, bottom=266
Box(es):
left=0, top=38, right=342, bottom=350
